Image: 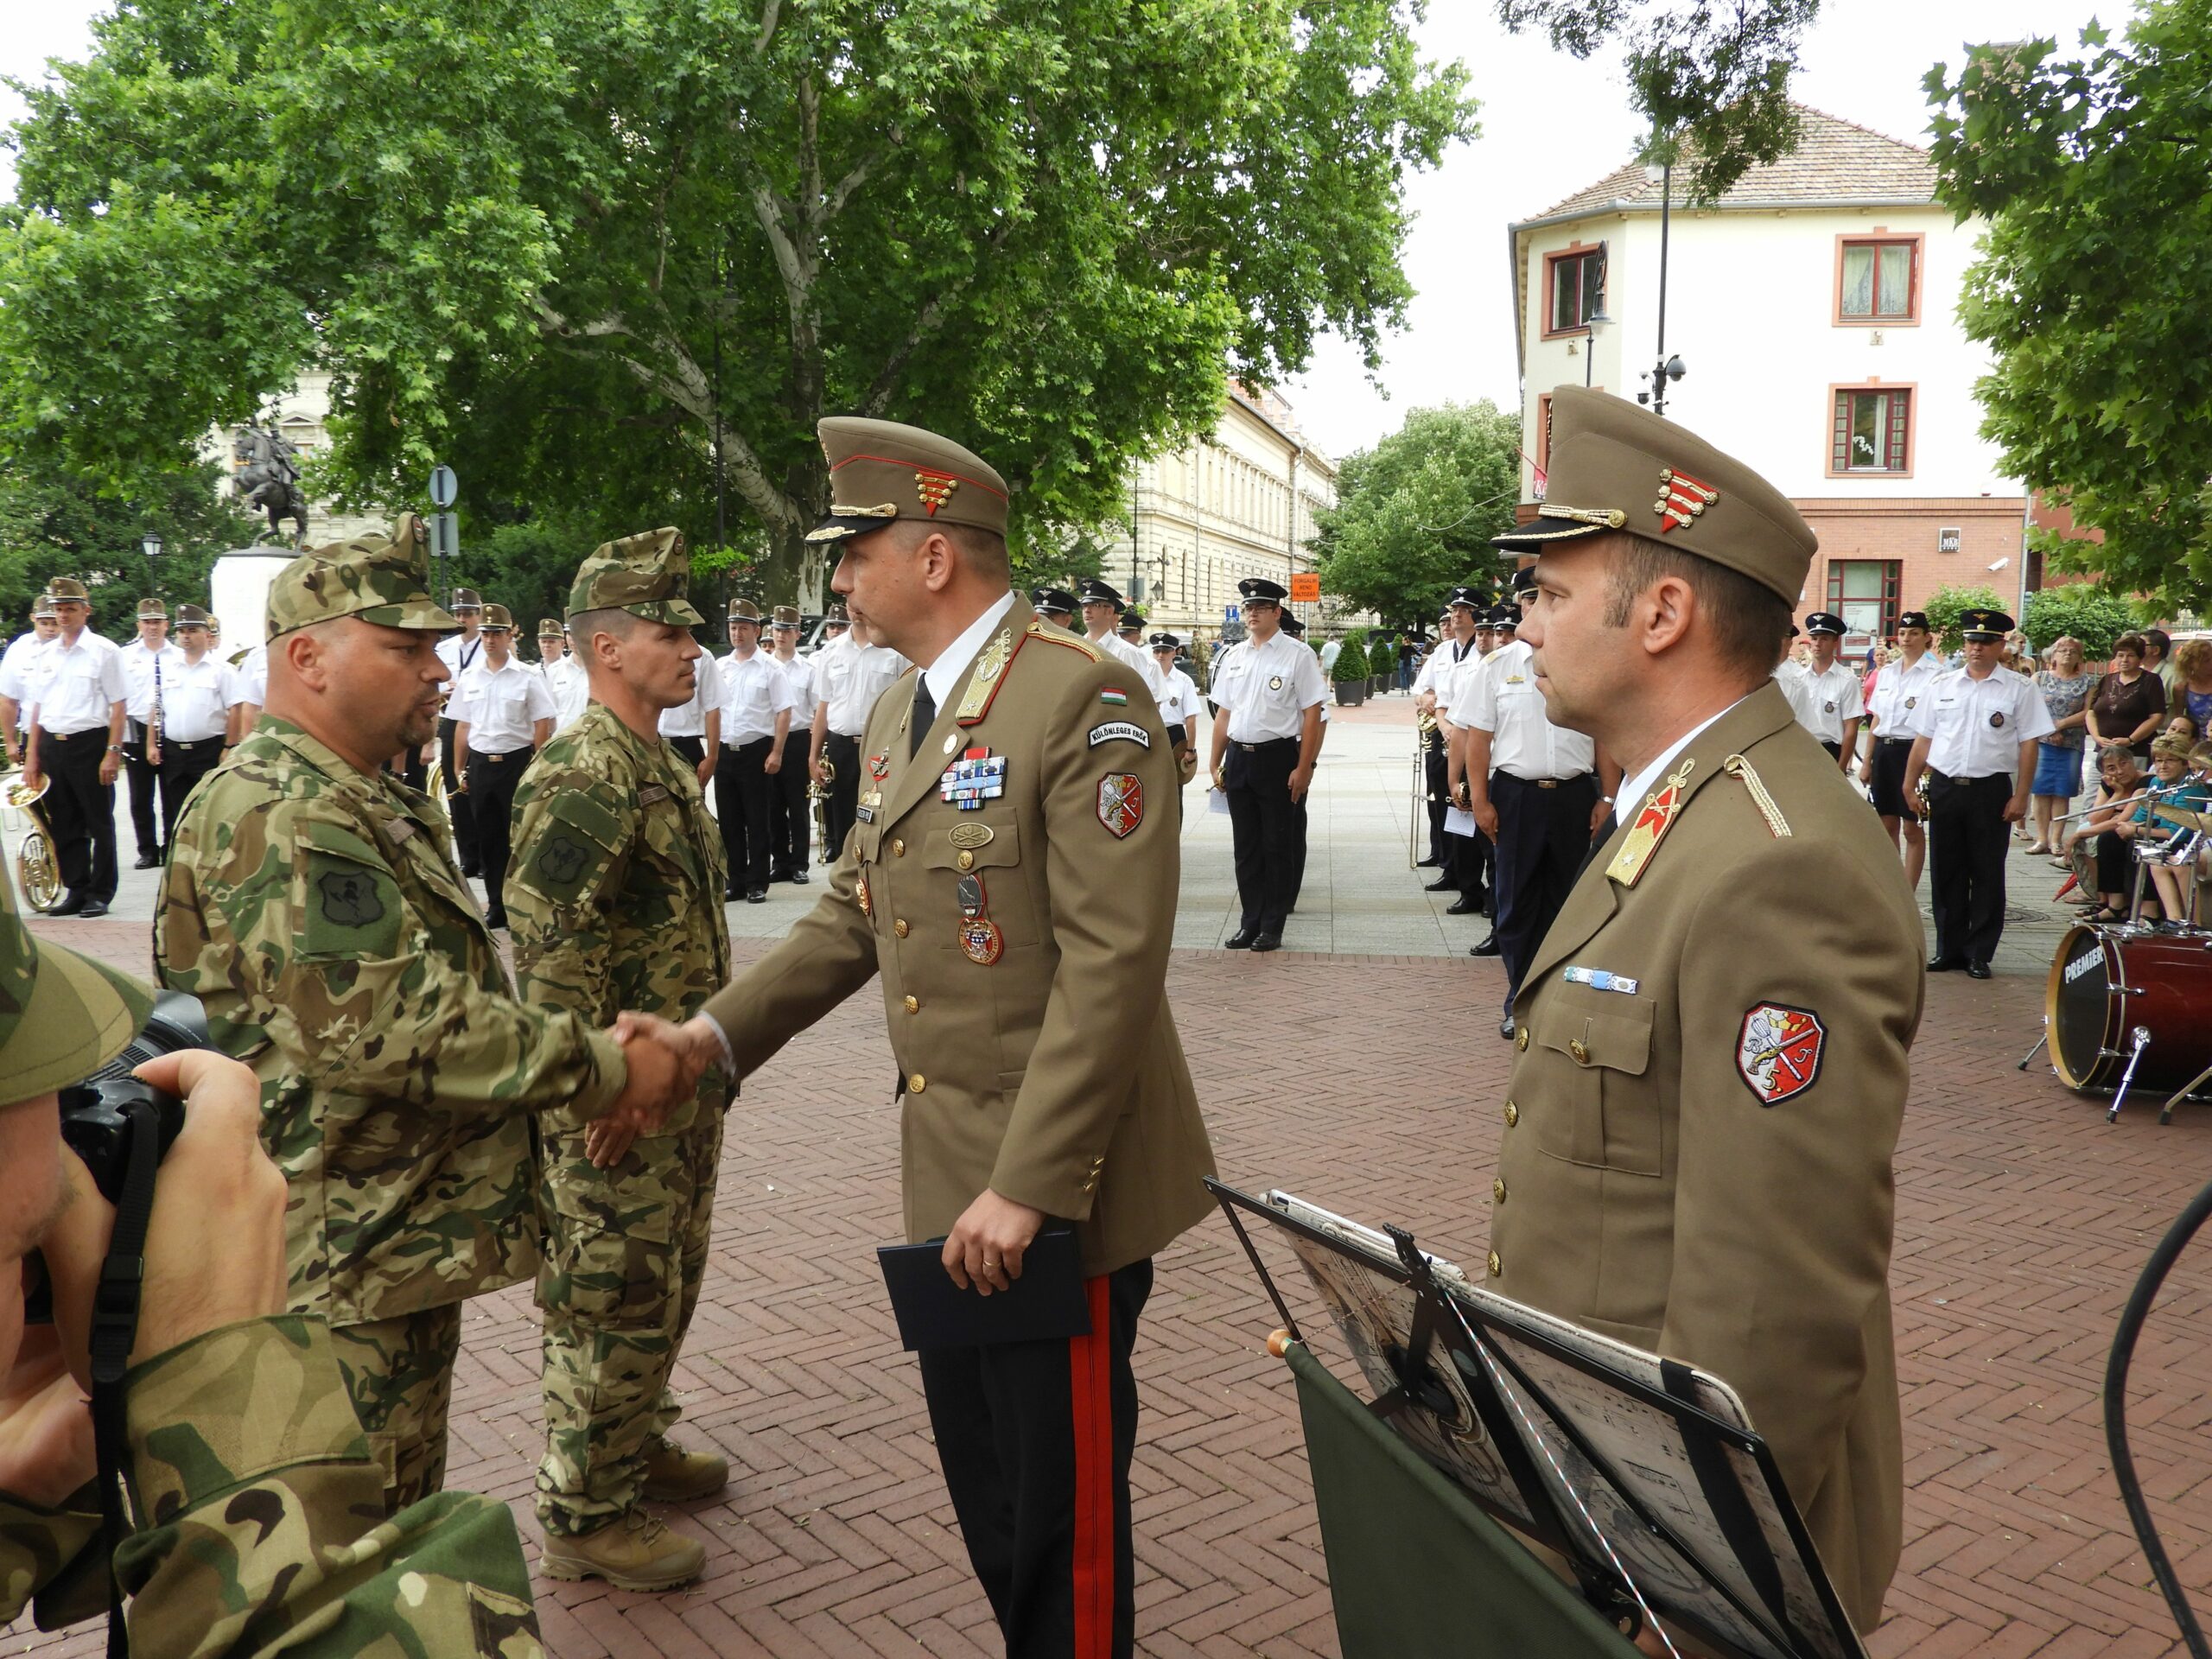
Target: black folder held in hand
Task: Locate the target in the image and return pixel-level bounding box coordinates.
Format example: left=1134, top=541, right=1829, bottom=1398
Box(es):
left=877, top=1227, right=1091, bottom=1351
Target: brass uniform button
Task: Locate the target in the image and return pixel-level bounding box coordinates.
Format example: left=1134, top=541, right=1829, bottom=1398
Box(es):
left=957, top=849, right=975, bottom=871
left=1487, top=1249, right=1502, bottom=1277
left=1516, top=1026, right=1530, bottom=1052
left=894, top=918, right=909, bottom=938
left=1503, top=1100, right=1518, bottom=1128
left=1568, top=1037, right=1590, bottom=1065
left=1492, top=1178, right=1506, bottom=1205
left=892, top=838, right=906, bottom=856
left=907, top=1073, right=926, bottom=1094
left=903, top=995, right=918, bottom=1014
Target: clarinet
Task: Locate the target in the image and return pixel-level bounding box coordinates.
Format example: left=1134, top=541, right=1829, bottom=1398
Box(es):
left=149, top=652, right=164, bottom=768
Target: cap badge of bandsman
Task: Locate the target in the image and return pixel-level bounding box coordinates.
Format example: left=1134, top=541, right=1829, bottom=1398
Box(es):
left=1655, top=467, right=1719, bottom=533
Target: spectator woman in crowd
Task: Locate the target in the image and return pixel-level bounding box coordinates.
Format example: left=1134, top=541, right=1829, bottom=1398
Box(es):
left=2085, top=632, right=2167, bottom=764
left=2115, top=734, right=2210, bottom=927
left=2027, top=635, right=2094, bottom=854
left=2168, top=638, right=2212, bottom=739
left=2062, top=745, right=2149, bottom=921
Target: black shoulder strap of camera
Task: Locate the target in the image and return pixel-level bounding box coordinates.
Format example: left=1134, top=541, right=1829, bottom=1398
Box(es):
left=87, top=1098, right=160, bottom=1659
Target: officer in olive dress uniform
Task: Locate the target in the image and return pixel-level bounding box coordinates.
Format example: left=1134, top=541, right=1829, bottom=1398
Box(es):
left=1488, top=386, right=1922, bottom=1637
left=634, top=418, right=1215, bottom=1659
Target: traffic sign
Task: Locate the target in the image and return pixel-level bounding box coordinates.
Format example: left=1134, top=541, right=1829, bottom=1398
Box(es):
left=428, top=465, right=459, bottom=509
left=1289, top=572, right=1321, bottom=603
left=430, top=512, right=460, bottom=560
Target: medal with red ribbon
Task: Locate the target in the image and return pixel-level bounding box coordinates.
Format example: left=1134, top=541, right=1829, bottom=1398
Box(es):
left=957, top=871, right=1003, bottom=965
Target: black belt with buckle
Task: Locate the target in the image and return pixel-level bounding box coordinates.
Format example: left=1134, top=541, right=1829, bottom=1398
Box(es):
left=1877, top=735, right=1915, bottom=747
left=1236, top=737, right=1298, bottom=753
left=471, top=745, right=534, bottom=765
left=168, top=738, right=219, bottom=754
left=1500, top=771, right=1591, bottom=789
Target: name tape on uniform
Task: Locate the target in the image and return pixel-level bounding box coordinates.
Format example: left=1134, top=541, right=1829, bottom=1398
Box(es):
left=1088, top=721, right=1151, bottom=750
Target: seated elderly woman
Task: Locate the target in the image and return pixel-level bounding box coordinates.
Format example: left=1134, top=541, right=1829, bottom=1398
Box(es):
left=2114, top=733, right=2212, bottom=928
left=2062, top=745, right=2148, bottom=921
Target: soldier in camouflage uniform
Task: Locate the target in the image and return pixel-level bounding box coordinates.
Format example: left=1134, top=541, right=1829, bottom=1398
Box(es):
left=1, top=867, right=544, bottom=1656
left=154, top=516, right=686, bottom=1514
left=506, top=529, right=733, bottom=1591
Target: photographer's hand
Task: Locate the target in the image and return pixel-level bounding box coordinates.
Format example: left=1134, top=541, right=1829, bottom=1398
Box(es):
left=0, top=1322, right=97, bottom=1507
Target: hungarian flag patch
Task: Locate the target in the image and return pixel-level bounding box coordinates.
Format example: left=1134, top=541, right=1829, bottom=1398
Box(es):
left=1735, top=1003, right=1826, bottom=1106
left=1100, top=687, right=1128, bottom=706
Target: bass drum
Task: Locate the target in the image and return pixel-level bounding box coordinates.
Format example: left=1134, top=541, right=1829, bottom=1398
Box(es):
left=2046, top=923, right=2212, bottom=1094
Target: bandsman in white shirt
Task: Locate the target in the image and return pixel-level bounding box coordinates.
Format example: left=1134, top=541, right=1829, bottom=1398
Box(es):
left=1075, top=576, right=1165, bottom=699
left=225, top=641, right=270, bottom=746
left=1794, top=612, right=1865, bottom=770
left=657, top=615, right=727, bottom=783
left=1207, top=576, right=1325, bottom=951
left=1407, top=605, right=1457, bottom=868
left=1771, top=624, right=1818, bottom=728
left=118, top=596, right=185, bottom=868
left=0, top=591, right=61, bottom=767
left=1902, top=607, right=2055, bottom=978
left=432, top=588, right=489, bottom=874
left=766, top=605, right=816, bottom=883
left=812, top=610, right=909, bottom=858
left=714, top=598, right=798, bottom=904
left=1859, top=609, right=1941, bottom=888
left=1425, top=588, right=1489, bottom=916
left=539, top=616, right=592, bottom=733
left=153, top=604, right=234, bottom=843
left=20, top=577, right=128, bottom=916
left=1277, top=609, right=1328, bottom=911
left=449, top=604, right=557, bottom=928
left=1455, top=587, right=1618, bottom=1039
left=806, top=603, right=859, bottom=847
left=1029, top=586, right=1078, bottom=633
left=1147, top=632, right=1202, bottom=782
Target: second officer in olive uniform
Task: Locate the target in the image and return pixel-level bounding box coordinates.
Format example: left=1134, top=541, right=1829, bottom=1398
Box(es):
left=633, top=418, right=1215, bottom=1659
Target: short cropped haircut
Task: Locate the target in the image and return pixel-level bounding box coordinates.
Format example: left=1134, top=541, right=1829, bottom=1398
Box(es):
left=569, top=607, right=645, bottom=647
left=1599, top=536, right=1792, bottom=682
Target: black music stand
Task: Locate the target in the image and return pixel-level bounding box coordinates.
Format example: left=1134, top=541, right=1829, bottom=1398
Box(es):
left=1209, top=1180, right=1870, bottom=1659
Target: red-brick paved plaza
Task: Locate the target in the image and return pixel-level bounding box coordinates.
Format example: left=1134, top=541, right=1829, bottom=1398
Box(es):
left=15, top=919, right=2212, bottom=1658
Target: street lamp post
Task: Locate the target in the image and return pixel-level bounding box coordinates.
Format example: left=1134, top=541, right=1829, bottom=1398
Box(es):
left=1636, top=157, right=1688, bottom=416
left=1583, top=305, right=1612, bottom=387
left=141, top=531, right=164, bottom=596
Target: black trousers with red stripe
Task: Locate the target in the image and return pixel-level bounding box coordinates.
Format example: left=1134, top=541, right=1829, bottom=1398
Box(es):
left=918, top=1259, right=1152, bottom=1659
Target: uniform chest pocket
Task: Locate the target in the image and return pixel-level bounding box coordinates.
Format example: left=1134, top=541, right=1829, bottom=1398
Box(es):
left=640, top=798, right=708, bottom=891
left=1532, top=988, right=1661, bottom=1175
left=921, top=817, right=1034, bottom=948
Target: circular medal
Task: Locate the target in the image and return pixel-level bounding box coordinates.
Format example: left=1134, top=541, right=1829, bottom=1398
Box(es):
left=1823, top=700, right=1836, bottom=714
left=959, top=916, right=1004, bottom=965
left=1269, top=675, right=1285, bottom=690
left=855, top=871, right=873, bottom=918
left=1904, top=696, right=1917, bottom=709
left=1989, top=711, right=2006, bottom=728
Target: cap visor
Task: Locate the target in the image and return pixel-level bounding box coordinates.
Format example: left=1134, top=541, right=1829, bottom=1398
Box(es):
left=621, top=599, right=707, bottom=626
left=804, top=512, right=901, bottom=544
left=5, top=940, right=154, bottom=1107
left=1492, top=519, right=1607, bottom=552
left=357, top=600, right=461, bottom=632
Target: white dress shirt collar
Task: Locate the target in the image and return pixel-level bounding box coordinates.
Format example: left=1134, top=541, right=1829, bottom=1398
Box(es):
left=1616, top=692, right=1751, bottom=817
left=920, top=591, right=1015, bottom=713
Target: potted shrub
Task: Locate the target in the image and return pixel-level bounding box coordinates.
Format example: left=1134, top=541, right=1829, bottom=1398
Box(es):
left=1332, top=632, right=1370, bottom=706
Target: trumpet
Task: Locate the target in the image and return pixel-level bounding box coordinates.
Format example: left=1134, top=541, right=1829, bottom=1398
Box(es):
left=809, top=756, right=836, bottom=865
left=1409, top=709, right=1440, bottom=868
left=2, top=769, right=65, bottom=912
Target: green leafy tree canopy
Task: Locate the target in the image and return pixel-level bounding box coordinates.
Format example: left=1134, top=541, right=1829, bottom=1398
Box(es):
left=1313, top=401, right=1521, bottom=626
left=2021, top=582, right=2138, bottom=659
left=1926, top=7, right=2212, bottom=613
left=1921, top=583, right=2007, bottom=654
left=1, top=0, right=1475, bottom=602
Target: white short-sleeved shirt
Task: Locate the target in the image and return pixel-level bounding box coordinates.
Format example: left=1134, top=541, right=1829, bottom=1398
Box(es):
left=1212, top=630, right=1325, bottom=742
left=658, top=650, right=729, bottom=739
left=1923, top=665, right=2056, bottom=779
left=0, top=632, right=55, bottom=715
left=1456, top=639, right=1595, bottom=780
left=451, top=655, right=557, bottom=752
left=1091, top=631, right=1165, bottom=699
left=29, top=632, right=127, bottom=735
left=228, top=645, right=269, bottom=710
left=1152, top=663, right=1200, bottom=729
left=158, top=654, right=235, bottom=743
left=1794, top=660, right=1866, bottom=744
left=829, top=644, right=911, bottom=737
left=1866, top=654, right=1943, bottom=741
left=120, top=638, right=185, bottom=722
left=772, top=651, right=817, bottom=726
left=717, top=650, right=798, bottom=745
left=1416, top=636, right=1480, bottom=723
left=543, top=657, right=592, bottom=731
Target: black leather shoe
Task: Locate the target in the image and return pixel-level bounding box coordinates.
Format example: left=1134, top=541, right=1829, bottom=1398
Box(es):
left=461, top=863, right=483, bottom=880
left=1965, top=961, right=1992, bottom=980
left=725, top=887, right=741, bottom=902
left=1224, top=929, right=1256, bottom=950
left=1415, top=856, right=1444, bottom=868
left=1927, top=955, right=1965, bottom=972
left=1498, top=1017, right=1517, bottom=1040
left=78, top=899, right=110, bottom=918
left=133, top=850, right=162, bottom=870
left=483, top=911, right=506, bottom=931
left=1251, top=932, right=1282, bottom=953
left=1470, top=933, right=1501, bottom=957
left=1446, top=896, right=1483, bottom=915
left=50, top=892, right=86, bottom=917
left=790, top=869, right=810, bottom=885
left=747, top=888, right=768, bottom=904
left=1423, top=876, right=1456, bottom=892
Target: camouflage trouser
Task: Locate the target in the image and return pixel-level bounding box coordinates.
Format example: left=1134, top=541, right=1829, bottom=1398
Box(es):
left=534, top=1113, right=723, bottom=1535
left=327, top=1303, right=466, bottom=1514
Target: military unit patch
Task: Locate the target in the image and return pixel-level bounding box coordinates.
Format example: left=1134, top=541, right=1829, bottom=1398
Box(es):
left=1097, top=772, right=1143, bottom=838
left=1089, top=721, right=1150, bottom=749
left=1100, top=687, right=1128, bottom=707
left=1736, top=1003, right=1826, bottom=1105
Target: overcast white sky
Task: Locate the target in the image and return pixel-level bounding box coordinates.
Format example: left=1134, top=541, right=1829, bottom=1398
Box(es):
left=3, top=0, right=2119, bottom=460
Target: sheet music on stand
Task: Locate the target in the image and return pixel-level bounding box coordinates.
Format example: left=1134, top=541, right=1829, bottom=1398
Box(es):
left=1208, top=1180, right=1868, bottom=1659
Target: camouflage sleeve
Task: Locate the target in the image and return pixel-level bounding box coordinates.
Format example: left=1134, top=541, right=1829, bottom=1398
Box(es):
left=0, top=1493, right=99, bottom=1627
left=172, top=795, right=625, bottom=1122
left=507, top=767, right=628, bottom=1024
left=112, top=1315, right=543, bottom=1659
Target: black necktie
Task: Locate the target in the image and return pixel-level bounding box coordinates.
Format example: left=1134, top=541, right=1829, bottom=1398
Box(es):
left=909, top=677, right=936, bottom=759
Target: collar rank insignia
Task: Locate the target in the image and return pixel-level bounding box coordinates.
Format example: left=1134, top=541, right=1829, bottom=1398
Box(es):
left=915, top=470, right=960, bottom=516
left=1606, top=757, right=1695, bottom=887
left=1654, top=467, right=1719, bottom=533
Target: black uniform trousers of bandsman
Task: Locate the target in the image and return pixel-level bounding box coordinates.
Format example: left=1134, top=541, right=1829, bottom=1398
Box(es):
left=917, top=1260, right=1151, bottom=1659
left=1422, top=737, right=1450, bottom=864
left=463, top=744, right=534, bottom=927
left=1927, top=770, right=2012, bottom=965
left=770, top=727, right=810, bottom=877
left=1225, top=736, right=1301, bottom=937
left=35, top=727, right=119, bottom=903
left=156, top=737, right=225, bottom=847
left=714, top=734, right=775, bottom=895
left=437, top=715, right=480, bottom=874
left=123, top=728, right=162, bottom=858
left=1491, top=770, right=1599, bottom=1015
left=823, top=730, right=862, bottom=859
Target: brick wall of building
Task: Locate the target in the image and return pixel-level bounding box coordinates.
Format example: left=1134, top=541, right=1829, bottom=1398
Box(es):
left=1795, top=495, right=2029, bottom=632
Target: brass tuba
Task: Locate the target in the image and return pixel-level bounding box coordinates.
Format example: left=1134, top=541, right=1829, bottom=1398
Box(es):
left=3, top=771, right=65, bottom=912
left=809, top=756, right=836, bottom=865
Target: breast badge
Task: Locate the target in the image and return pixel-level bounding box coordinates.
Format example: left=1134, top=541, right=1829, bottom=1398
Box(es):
left=1096, top=772, right=1143, bottom=838
left=855, top=870, right=873, bottom=918
left=1990, top=711, right=2006, bottom=728
left=957, top=872, right=1002, bottom=964
left=1268, top=675, right=1284, bottom=691
left=1736, top=1003, right=1826, bottom=1105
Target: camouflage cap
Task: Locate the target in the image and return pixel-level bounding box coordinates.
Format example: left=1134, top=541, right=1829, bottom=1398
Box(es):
left=265, top=515, right=459, bottom=639
left=481, top=604, right=515, bottom=632
left=137, top=597, right=168, bottom=620
left=48, top=578, right=89, bottom=603
left=806, top=416, right=1009, bottom=543
left=0, top=856, right=153, bottom=1109
left=538, top=616, right=564, bottom=638
left=567, top=526, right=706, bottom=626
